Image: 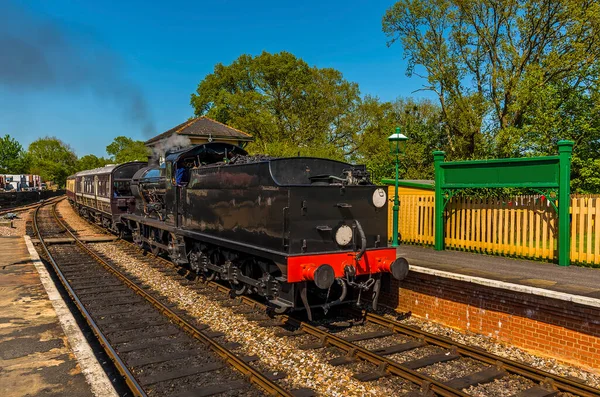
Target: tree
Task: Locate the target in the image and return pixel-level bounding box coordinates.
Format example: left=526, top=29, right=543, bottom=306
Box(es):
left=0, top=134, right=27, bottom=173
left=190, top=51, right=361, bottom=158
left=352, top=97, right=445, bottom=182
left=106, top=136, right=149, bottom=163
left=383, top=0, right=600, bottom=161
left=27, top=137, right=77, bottom=187
left=510, top=78, right=600, bottom=192
left=76, top=154, right=110, bottom=171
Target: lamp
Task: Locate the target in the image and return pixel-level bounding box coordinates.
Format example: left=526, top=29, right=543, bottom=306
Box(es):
left=387, top=127, right=408, bottom=247
left=388, top=127, right=408, bottom=155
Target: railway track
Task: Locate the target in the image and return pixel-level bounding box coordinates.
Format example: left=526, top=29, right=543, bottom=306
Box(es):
left=33, top=200, right=304, bottom=397
left=59, top=201, right=600, bottom=397
left=117, top=244, right=600, bottom=397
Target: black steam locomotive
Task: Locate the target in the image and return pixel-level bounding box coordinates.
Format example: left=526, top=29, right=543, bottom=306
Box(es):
left=67, top=142, right=408, bottom=319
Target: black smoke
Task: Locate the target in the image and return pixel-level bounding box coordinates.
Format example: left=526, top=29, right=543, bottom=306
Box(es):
left=0, top=1, right=155, bottom=135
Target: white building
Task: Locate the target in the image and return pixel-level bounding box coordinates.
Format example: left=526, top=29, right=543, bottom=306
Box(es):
left=1, top=174, right=42, bottom=191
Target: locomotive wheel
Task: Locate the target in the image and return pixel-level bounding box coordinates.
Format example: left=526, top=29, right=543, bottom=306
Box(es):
left=204, top=251, right=221, bottom=281
left=132, top=227, right=145, bottom=250
left=230, top=279, right=247, bottom=295
left=149, top=229, right=163, bottom=256
left=229, top=258, right=255, bottom=296
left=229, top=260, right=248, bottom=295
left=188, top=245, right=203, bottom=274
left=150, top=242, right=161, bottom=256
left=205, top=270, right=217, bottom=281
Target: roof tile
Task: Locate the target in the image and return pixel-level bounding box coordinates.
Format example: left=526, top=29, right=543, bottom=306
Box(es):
left=146, top=116, right=253, bottom=144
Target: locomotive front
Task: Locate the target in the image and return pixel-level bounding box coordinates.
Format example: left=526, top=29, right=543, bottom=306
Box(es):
left=270, top=158, right=409, bottom=318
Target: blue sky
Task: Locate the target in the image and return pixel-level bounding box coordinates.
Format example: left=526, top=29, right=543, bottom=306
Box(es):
left=1, top=0, right=433, bottom=157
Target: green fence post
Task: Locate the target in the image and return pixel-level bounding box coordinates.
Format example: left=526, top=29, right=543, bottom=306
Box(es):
left=557, top=140, right=574, bottom=266
left=433, top=150, right=446, bottom=251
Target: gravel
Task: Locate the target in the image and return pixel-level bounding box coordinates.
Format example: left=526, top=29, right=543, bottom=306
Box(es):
left=354, top=335, right=409, bottom=350
left=387, top=345, right=446, bottom=364
left=56, top=200, right=101, bottom=237
left=380, top=308, right=600, bottom=389
left=0, top=209, right=30, bottom=236
left=418, top=357, right=488, bottom=382
left=465, top=375, right=535, bottom=396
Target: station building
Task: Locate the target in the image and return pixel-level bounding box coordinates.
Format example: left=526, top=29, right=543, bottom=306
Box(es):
left=145, top=116, right=254, bottom=157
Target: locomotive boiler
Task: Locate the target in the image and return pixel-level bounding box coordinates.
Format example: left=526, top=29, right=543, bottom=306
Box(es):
left=120, top=142, right=408, bottom=319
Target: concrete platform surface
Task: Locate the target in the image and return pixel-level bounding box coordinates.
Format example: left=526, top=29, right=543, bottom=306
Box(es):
left=0, top=236, right=99, bottom=396
left=400, top=244, right=600, bottom=304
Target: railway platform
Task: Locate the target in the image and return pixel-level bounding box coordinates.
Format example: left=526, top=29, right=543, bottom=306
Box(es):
left=384, top=244, right=600, bottom=371
left=400, top=245, right=600, bottom=305
left=0, top=236, right=114, bottom=397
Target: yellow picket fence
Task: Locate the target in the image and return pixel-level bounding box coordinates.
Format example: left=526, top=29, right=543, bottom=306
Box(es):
left=387, top=188, right=600, bottom=265
left=571, top=196, right=600, bottom=264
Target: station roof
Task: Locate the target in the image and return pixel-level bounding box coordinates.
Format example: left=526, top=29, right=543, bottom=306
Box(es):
left=145, top=116, right=253, bottom=145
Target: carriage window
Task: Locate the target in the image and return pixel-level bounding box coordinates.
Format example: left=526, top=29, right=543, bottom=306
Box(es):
left=97, top=176, right=110, bottom=197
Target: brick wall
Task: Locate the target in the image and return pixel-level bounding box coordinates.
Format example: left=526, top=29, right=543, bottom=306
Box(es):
left=380, top=272, right=600, bottom=372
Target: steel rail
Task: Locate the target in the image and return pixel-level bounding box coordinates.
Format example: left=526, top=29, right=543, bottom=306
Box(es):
left=50, top=202, right=293, bottom=397
left=290, top=319, right=469, bottom=397
left=175, top=268, right=600, bottom=397
left=34, top=201, right=147, bottom=397
left=181, top=278, right=467, bottom=397
left=364, top=311, right=600, bottom=397
left=205, top=281, right=600, bottom=397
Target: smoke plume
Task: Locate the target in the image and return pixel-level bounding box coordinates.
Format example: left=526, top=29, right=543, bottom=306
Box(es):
left=0, top=1, right=155, bottom=135
left=152, top=133, right=192, bottom=159
left=152, top=134, right=192, bottom=160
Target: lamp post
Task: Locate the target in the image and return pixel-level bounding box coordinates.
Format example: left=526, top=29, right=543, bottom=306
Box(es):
left=388, top=127, right=409, bottom=247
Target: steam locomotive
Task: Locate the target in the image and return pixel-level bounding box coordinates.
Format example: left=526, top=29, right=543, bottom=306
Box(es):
left=66, top=142, right=409, bottom=319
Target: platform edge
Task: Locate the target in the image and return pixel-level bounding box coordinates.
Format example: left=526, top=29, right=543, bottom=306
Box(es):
left=24, top=235, right=119, bottom=397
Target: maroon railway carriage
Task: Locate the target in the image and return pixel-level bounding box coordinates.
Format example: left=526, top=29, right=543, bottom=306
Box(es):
left=66, top=162, right=146, bottom=233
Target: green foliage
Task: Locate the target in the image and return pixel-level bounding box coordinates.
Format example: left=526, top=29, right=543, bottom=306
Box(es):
left=0, top=134, right=27, bottom=173
left=106, top=136, right=149, bottom=163
left=348, top=97, right=446, bottom=182
left=27, top=137, right=77, bottom=188
left=76, top=154, right=111, bottom=172
left=191, top=51, right=361, bottom=158
left=383, top=0, right=600, bottom=191
left=190, top=51, right=458, bottom=183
